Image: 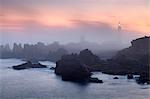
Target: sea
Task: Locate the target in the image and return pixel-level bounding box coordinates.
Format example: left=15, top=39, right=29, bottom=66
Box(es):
left=0, top=59, right=149, bottom=99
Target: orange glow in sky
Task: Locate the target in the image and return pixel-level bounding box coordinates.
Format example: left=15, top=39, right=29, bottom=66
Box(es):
left=1, top=0, right=150, bottom=35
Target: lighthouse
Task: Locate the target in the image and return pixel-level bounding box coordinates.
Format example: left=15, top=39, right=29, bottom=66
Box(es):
left=118, top=22, right=122, bottom=32
left=117, top=22, right=122, bottom=43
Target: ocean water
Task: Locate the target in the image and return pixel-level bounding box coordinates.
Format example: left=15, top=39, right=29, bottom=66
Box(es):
left=0, top=59, right=149, bottom=99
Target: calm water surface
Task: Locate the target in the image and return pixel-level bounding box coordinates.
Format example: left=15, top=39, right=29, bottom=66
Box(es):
left=0, top=59, right=149, bottom=99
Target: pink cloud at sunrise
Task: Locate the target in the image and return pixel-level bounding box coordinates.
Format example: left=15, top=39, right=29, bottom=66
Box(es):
left=0, top=0, right=150, bottom=44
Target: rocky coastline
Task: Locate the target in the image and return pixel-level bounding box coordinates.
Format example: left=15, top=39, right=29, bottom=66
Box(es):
left=55, top=36, right=150, bottom=84
left=11, top=36, right=149, bottom=84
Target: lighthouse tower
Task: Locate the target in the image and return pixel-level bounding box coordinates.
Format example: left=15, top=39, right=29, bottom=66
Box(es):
left=117, top=22, right=122, bottom=43
left=118, top=22, right=122, bottom=32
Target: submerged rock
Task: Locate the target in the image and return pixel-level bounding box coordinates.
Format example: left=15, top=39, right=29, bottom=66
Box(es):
left=12, top=61, right=47, bottom=70
left=89, top=77, right=103, bottom=83
left=113, top=77, right=119, bottom=79
left=136, top=73, right=150, bottom=84
left=127, top=74, right=134, bottom=79
left=50, top=67, right=55, bottom=70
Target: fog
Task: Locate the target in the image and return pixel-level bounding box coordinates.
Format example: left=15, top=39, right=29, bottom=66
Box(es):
left=1, top=20, right=143, bottom=48
left=1, top=20, right=146, bottom=60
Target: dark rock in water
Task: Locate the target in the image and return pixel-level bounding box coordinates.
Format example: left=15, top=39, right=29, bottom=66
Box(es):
left=12, top=61, right=47, bottom=70
left=55, top=53, right=103, bottom=83
left=55, top=54, right=91, bottom=82
left=113, top=77, right=119, bottom=79
left=127, top=74, right=134, bottom=79
left=136, top=73, right=150, bottom=84
left=50, top=67, right=55, bottom=70
left=79, top=49, right=101, bottom=66
left=89, top=77, right=103, bottom=83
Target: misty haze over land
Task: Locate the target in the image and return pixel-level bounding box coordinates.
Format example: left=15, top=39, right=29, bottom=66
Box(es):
left=0, top=22, right=147, bottom=61
left=0, top=38, right=126, bottom=62
left=1, top=21, right=144, bottom=46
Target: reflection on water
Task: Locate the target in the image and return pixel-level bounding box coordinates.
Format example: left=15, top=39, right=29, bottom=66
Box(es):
left=0, top=59, right=150, bottom=99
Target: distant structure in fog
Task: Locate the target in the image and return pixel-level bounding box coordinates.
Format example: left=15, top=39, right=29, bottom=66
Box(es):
left=117, top=22, right=123, bottom=43
left=118, top=22, right=122, bottom=32
left=80, top=36, right=86, bottom=43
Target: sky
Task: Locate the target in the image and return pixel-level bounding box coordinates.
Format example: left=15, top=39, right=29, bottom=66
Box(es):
left=0, top=0, right=150, bottom=45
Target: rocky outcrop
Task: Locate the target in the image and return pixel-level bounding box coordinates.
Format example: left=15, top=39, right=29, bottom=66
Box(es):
left=12, top=61, right=47, bottom=70
left=127, top=74, right=134, bottom=79
left=89, top=77, right=103, bottom=83
left=55, top=51, right=103, bottom=83
left=99, top=36, right=149, bottom=84
left=115, top=36, right=149, bottom=61
left=79, top=49, right=101, bottom=66
left=55, top=54, right=91, bottom=81
left=50, top=67, right=55, bottom=70
left=136, top=73, right=150, bottom=84
left=113, top=36, right=149, bottom=74
left=78, top=49, right=105, bottom=71
left=55, top=36, right=149, bottom=84
left=99, top=36, right=149, bottom=74
left=55, top=49, right=102, bottom=71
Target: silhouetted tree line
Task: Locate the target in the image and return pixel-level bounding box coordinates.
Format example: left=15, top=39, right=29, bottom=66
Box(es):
left=0, top=42, right=68, bottom=62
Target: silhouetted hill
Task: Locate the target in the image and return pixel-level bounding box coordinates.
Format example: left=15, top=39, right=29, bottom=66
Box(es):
left=97, top=36, right=150, bottom=83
